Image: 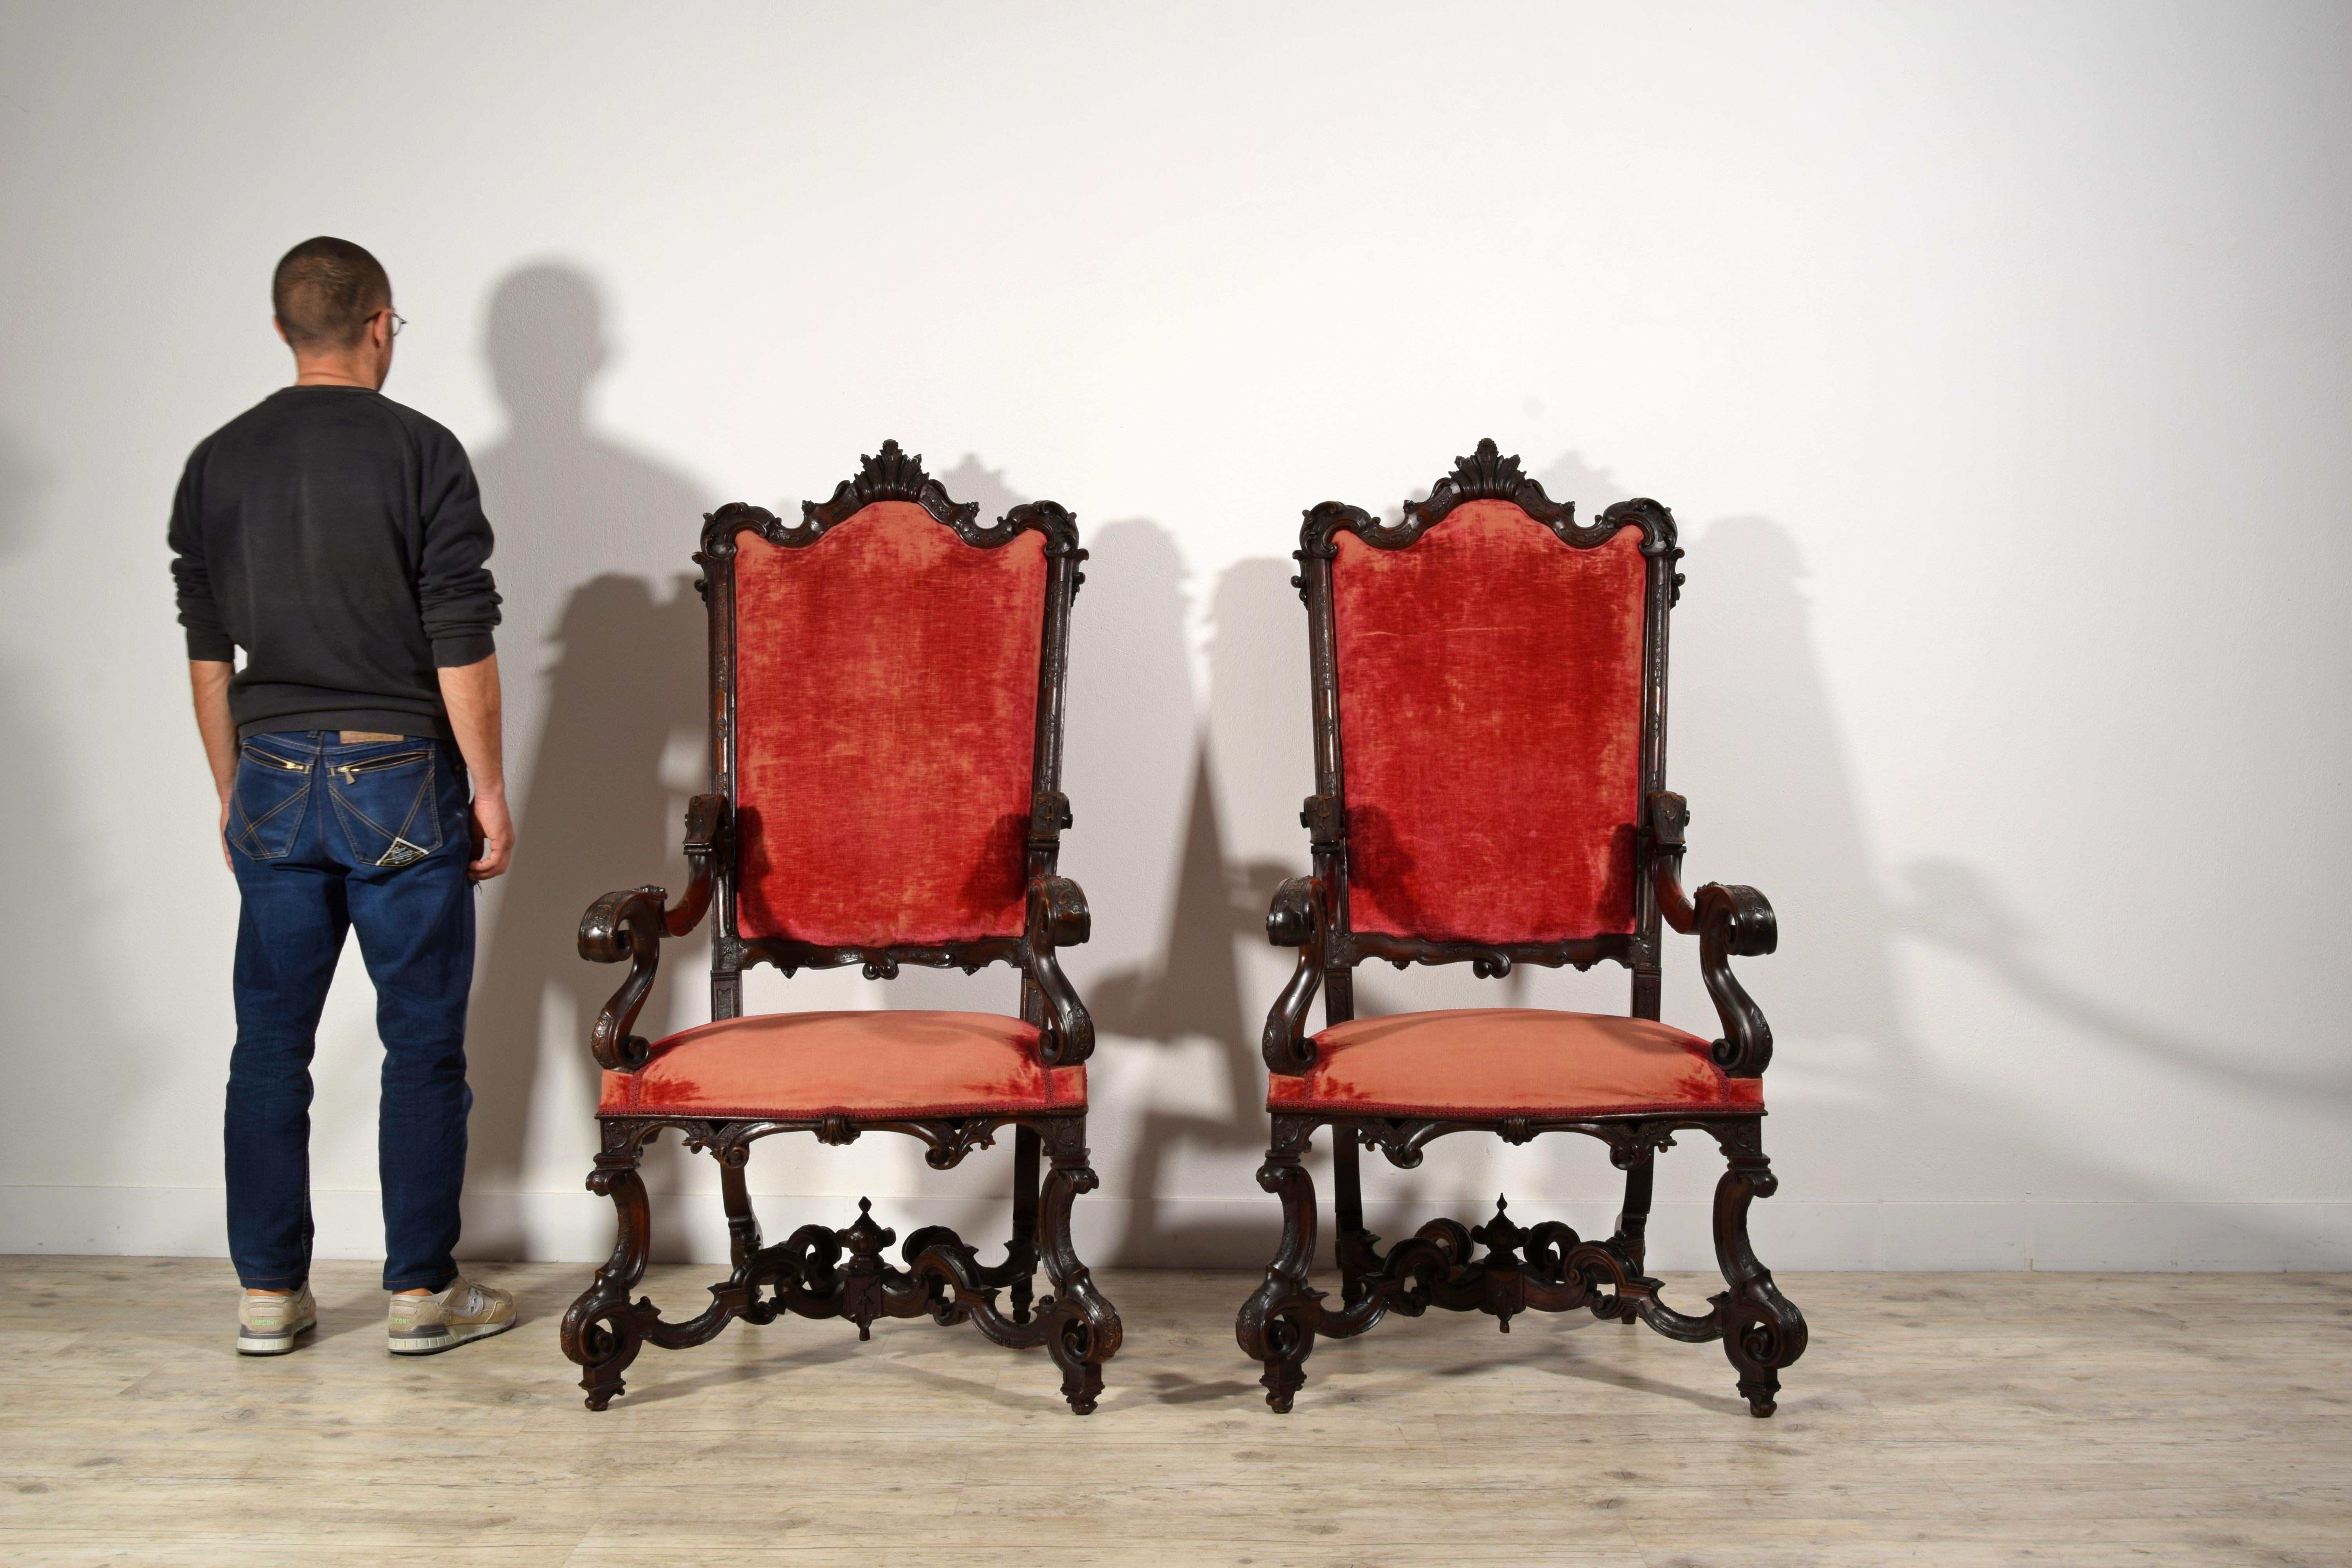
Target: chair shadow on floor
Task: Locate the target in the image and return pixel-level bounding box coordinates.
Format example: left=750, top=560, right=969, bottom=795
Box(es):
left=589, top=1337, right=866, bottom=1407
left=1149, top=1371, right=1258, bottom=1405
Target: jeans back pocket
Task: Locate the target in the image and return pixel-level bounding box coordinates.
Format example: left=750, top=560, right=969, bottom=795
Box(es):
left=230, top=744, right=313, bottom=860
left=325, top=748, right=445, bottom=868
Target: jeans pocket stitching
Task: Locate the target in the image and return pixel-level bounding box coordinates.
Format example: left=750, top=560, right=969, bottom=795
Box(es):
left=230, top=771, right=310, bottom=860
left=329, top=755, right=443, bottom=866
left=388, top=763, right=436, bottom=850
left=373, top=765, right=441, bottom=865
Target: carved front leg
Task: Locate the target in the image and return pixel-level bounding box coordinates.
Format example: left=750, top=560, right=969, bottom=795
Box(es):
left=1707, top=1120, right=1808, bottom=1416
left=560, top=1121, right=657, bottom=1410
left=1235, top=1117, right=1321, bottom=1413
left=1033, top=1117, right=1121, bottom=1415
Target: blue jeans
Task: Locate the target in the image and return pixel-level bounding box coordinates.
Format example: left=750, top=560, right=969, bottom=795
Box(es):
left=225, top=731, right=475, bottom=1293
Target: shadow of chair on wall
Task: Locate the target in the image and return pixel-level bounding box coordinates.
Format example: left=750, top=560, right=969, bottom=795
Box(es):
left=1670, top=503, right=2332, bottom=1258
left=880, top=453, right=1104, bottom=1028
left=1093, top=742, right=1298, bottom=1264
left=1091, top=554, right=1311, bottom=1266
left=461, top=265, right=712, bottom=1255
left=884, top=499, right=1283, bottom=1263
left=1889, top=857, right=2352, bottom=1108
left=875, top=499, right=1218, bottom=1246
left=1667, top=511, right=1911, bottom=1097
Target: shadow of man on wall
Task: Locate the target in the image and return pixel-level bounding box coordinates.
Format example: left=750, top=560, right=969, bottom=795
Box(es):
left=462, top=265, right=711, bottom=1256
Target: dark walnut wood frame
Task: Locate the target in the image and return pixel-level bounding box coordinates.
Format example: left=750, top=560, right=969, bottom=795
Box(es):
left=1234, top=439, right=1808, bottom=1417
left=558, top=441, right=1121, bottom=1416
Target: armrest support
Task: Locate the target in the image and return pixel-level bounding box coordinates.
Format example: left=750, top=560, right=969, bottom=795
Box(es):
left=577, top=793, right=728, bottom=1072
left=1025, top=874, right=1094, bottom=1067
left=1647, top=791, right=1697, bottom=934
left=1696, top=882, right=1777, bottom=1076
left=1645, top=791, right=1776, bottom=1078
left=1261, top=875, right=1326, bottom=1075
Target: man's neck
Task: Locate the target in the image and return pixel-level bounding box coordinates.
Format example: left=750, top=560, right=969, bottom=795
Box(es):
left=292, top=364, right=378, bottom=389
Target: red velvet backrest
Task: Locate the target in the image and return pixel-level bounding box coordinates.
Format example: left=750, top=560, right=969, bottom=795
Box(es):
left=1333, top=498, right=1648, bottom=944
left=732, top=500, right=1046, bottom=947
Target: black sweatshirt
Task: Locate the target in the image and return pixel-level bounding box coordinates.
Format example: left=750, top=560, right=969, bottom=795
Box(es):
left=169, top=386, right=502, bottom=740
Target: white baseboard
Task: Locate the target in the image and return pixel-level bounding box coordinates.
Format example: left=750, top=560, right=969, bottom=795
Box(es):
left=3, top=1187, right=2347, bottom=1271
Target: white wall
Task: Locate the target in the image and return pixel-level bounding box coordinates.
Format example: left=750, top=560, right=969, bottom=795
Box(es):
left=2, top=1, right=2346, bottom=1274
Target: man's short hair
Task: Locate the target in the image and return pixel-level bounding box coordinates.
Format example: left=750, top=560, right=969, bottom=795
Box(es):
left=272, top=237, right=391, bottom=352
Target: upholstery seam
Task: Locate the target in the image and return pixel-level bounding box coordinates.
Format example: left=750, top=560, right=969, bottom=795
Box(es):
left=599, top=1098, right=1087, bottom=1118
left=1261, top=1096, right=1764, bottom=1118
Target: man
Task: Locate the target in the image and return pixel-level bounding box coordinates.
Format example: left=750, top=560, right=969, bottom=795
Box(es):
left=171, top=236, right=517, bottom=1356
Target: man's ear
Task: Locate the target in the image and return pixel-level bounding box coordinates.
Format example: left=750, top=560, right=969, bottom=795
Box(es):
left=272, top=316, right=287, bottom=345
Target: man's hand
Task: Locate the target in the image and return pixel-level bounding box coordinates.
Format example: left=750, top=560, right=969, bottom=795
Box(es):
left=466, top=787, right=515, bottom=881
left=437, top=653, right=513, bottom=882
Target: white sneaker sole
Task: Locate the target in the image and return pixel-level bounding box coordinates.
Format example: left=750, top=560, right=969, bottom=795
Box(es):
left=387, top=1316, right=518, bottom=1356
left=236, top=1316, right=316, bottom=1356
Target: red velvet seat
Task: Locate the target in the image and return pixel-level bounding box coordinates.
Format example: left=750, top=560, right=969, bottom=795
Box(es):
left=1266, top=1008, right=1761, bottom=1120
left=600, top=1011, right=1085, bottom=1120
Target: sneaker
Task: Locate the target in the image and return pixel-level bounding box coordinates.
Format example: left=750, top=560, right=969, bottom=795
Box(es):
left=386, top=1275, right=517, bottom=1356
left=237, top=1285, right=318, bottom=1356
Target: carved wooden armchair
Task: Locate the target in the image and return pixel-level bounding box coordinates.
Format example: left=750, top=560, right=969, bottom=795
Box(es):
left=1234, top=440, right=1807, bottom=1417
left=559, top=441, right=1120, bottom=1415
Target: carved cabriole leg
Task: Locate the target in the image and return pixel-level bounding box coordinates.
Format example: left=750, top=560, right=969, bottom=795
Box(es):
left=559, top=1119, right=655, bottom=1411
left=1235, top=1116, right=1320, bottom=1413
left=1009, top=1125, right=1041, bottom=1325
left=1707, top=1117, right=1808, bottom=1416
left=1033, top=1117, right=1120, bottom=1415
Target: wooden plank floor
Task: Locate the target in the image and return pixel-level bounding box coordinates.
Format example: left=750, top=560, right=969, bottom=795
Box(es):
left=0, top=1260, right=2347, bottom=1566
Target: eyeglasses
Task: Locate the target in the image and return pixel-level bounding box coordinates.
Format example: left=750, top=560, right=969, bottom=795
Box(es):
left=375, top=309, right=407, bottom=338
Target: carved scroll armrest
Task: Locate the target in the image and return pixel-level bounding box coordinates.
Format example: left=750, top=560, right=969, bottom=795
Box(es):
left=576, top=793, right=729, bottom=1073
left=1261, top=875, right=1327, bottom=1076
left=1645, top=791, right=1777, bottom=1078
left=1696, top=882, right=1777, bottom=1077
left=1025, top=874, right=1094, bottom=1067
